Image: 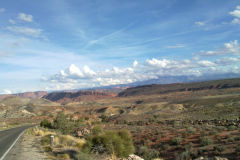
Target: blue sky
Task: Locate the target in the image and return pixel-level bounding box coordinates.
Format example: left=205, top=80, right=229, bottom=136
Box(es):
left=0, top=0, right=240, bottom=94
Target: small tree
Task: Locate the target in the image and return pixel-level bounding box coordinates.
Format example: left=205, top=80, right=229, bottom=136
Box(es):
left=83, top=129, right=135, bottom=158
left=53, top=112, right=73, bottom=134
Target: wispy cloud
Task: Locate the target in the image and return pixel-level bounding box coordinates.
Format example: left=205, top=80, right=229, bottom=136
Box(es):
left=0, top=8, right=5, bottom=13
left=165, top=44, right=185, bottom=49
left=8, top=19, right=16, bottom=24
left=7, top=26, right=43, bottom=38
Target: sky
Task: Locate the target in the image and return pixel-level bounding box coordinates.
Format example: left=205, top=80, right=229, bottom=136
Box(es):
left=0, top=0, right=240, bottom=94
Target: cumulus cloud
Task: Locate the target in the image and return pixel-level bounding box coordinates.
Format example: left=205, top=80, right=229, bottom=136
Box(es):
left=17, top=13, right=33, bottom=22
left=133, top=60, right=138, bottom=67
left=195, top=21, right=205, bottom=26
left=230, top=6, right=240, bottom=18
left=0, top=8, right=5, bottom=13
left=197, top=60, right=215, bottom=67
left=46, top=57, right=230, bottom=90
left=7, top=26, right=43, bottom=37
left=198, top=40, right=240, bottom=56
left=230, top=6, right=240, bottom=24
left=231, top=18, right=240, bottom=24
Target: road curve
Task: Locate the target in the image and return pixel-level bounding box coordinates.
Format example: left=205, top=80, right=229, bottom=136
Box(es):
left=0, top=126, right=32, bottom=160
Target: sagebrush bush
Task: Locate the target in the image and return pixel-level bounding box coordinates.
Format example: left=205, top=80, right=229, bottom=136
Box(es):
left=170, top=137, right=182, bottom=145
left=200, top=137, right=212, bottom=146
left=40, top=119, right=52, bottom=128
left=92, top=126, right=104, bottom=136
left=83, top=129, right=134, bottom=158
left=53, top=112, right=75, bottom=134
left=74, top=152, right=93, bottom=160
left=136, top=146, right=159, bottom=160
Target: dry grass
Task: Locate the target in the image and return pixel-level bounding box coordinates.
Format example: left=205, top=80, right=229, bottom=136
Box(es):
left=26, top=126, right=56, bottom=136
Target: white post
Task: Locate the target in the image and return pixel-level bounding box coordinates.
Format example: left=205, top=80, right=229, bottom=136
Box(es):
left=50, top=135, right=54, bottom=146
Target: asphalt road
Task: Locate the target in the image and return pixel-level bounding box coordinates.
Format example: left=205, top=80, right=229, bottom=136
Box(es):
left=0, top=126, right=32, bottom=160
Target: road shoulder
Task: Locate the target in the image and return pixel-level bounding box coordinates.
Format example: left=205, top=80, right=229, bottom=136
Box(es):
left=4, top=132, right=48, bottom=160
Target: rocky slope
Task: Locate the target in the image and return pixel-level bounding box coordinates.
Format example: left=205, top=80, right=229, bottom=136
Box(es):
left=43, top=91, right=116, bottom=104
left=118, top=78, right=240, bottom=97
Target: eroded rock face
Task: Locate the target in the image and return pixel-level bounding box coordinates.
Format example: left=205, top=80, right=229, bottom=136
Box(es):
left=43, top=91, right=116, bottom=103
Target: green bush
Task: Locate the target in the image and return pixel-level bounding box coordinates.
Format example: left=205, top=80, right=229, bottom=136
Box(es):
left=234, top=136, right=240, bottom=141
left=74, top=152, right=93, bottom=160
left=236, top=144, right=240, bottom=155
left=170, top=137, right=182, bottom=145
left=213, top=146, right=224, bottom=155
left=53, top=112, right=74, bottom=134
left=83, top=129, right=134, bottom=158
left=200, top=137, right=212, bottom=146
left=40, top=119, right=52, bottom=128
left=92, top=126, right=104, bottom=136
left=228, top=125, right=237, bottom=131
left=137, top=146, right=159, bottom=160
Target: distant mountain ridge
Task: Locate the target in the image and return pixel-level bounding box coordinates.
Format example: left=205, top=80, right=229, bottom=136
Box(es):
left=0, top=91, right=47, bottom=100
left=43, top=90, right=116, bottom=103
left=118, top=78, right=240, bottom=97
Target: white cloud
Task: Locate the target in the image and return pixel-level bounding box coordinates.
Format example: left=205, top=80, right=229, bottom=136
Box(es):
left=133, top=60, right=138, bottom=67
left=9, top=19, right=16, bottom=24
left=199, top=40, right=240, bottom=56
left=17, top=13, right=33, bottom=22
left=195, top=21, right=205, bottom=26
left=0, top=8, right=5, bottom=13
left=231, top=18, right=240, bottom=24
left=165, top=44, right=185, bottom=48
left=229, top=6, right=240, bottom=24
left=229, top=6, right=240, bottom=18
left=45, top=57, right=222, bottom=89
left=2, top=89, right=12, bottom=94
left=215, top=57, right=240, bottom=65
left=197, top=60, right=215, bottom=67
left=7, top=26, right=43, bottom=37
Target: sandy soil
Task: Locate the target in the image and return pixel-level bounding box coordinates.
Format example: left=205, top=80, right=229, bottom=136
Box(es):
left=5, top=133, right=49, bottom=160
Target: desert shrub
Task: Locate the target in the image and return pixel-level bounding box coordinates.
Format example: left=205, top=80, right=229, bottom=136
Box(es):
left=83, top=129, right=134, bottom=158
left=44, top=146, right=52, bottom=152
left=234, top=136, right=240, bottom=141
left=236, top=144, right=240, bottom=155
left=99, top=114, right=109, bottom=122
left=40, top=119, right=52, bottom=128
left=186, top=127, right=196, bottom=134
left=41, top=135, right=51, bottom=146
left=92, top=126, right=104, bottom=136
left=170, top=137, right=182, bottom=145
left=228, top=125, right=237, bottom=131
left=176, top=150, right=191, bottom=160
left=137, top=146, right=159, bottom=160
left=74, top=152, right=93, bottom=160
left=56, top=153, right=70, bottom=160
left=213, top=146, right=224, bottom=155
left=200, top=137, right=212, bottom=146
left=53, top=112, right=74, bottom=134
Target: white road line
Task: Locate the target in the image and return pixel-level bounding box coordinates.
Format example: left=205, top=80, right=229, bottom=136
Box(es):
left=0, top=129, right=26, bottom=160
